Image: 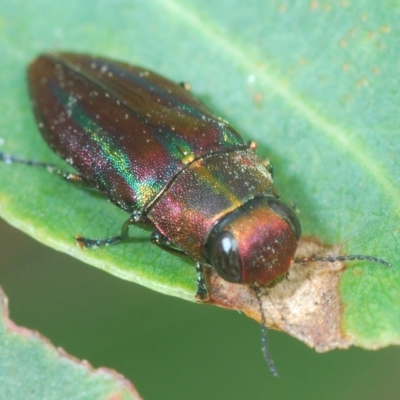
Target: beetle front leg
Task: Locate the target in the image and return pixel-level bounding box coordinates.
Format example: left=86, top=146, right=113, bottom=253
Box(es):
left=76, top=215, right=136, bottom=249
left=194, top=262, right=209, bottom=301
left=150, top=230, right=187, bottom=257
left=151, top=231, right=209, bottom=301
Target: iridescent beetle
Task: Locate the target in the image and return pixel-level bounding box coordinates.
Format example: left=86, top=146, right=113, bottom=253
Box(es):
left=0, top=53, right=390, bottom=375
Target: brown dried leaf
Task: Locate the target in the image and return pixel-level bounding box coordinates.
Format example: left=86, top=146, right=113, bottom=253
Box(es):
left=207, top=237, right=351, bottom=352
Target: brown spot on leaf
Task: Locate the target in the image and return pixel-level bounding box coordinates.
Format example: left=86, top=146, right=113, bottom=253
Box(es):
left=342, top=63, right=350, bottom=72
left=355, top=77, right=368, bottom=88
left=278, top=4, right=287, bottom=12
left=207, top=237, right=352, bottom=352
left=253, top=93, right=263, bottom=104
left=372, top=67, right=380, bottom=75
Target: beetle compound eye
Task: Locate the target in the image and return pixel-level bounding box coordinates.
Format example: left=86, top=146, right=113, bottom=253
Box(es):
left=208, top=231, right=242, bottom=283
left=267, top=198, right=301, bottom=240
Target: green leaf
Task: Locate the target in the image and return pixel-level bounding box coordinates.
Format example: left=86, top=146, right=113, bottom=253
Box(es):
left=0, top=287, right=142, bottom=399
left=0, top=0, right=399, bottom=349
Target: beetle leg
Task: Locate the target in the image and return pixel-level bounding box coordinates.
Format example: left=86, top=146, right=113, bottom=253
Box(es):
left=262, top=158, right=274, bottom=177
left=194, top=262, right=209, bottom=301
left=179, top=82, right=191, bottom=91
left=248, top=140, right=258, bottom=151
left=150, top=230, right=186, bottom=257
left=76, top=216, right=135, bottom=249
left=0, top=153, right=87, bottom=185
left=151, top=231, right=210, bottom=301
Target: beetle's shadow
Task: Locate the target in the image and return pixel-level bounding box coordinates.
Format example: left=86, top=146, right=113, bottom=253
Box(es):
left=123, top=236, right=149, bottom=244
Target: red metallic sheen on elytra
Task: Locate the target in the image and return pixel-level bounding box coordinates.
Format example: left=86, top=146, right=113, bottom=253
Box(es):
left=28, top=53, right=245, bottom=212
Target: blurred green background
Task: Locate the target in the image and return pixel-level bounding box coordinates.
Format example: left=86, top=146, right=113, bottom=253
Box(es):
left=1, top=0, right=400, bottom=398
left=1, top=219, right=400, bottom=399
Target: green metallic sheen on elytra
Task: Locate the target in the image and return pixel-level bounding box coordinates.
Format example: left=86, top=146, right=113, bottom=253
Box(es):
left=53, top=86, right=155, bottom=198
left=28, top=53, right=246, bottom=213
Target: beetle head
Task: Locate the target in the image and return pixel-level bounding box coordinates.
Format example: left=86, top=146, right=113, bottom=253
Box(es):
left=205, top=196, right=301, bottom=285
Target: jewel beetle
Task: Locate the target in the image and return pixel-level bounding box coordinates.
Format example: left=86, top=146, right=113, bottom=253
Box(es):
left=23, top=52, right=303, bottom=300
left=0, top=53, right=391, bottom=375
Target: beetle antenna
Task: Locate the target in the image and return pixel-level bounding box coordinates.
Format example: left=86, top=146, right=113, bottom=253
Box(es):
left=294, top=254, right=392, bottom=267
left=253, top=283, right=279, bottom=377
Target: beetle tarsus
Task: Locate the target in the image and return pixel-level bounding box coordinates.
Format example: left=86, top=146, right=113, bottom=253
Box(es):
left=76, top=216, right=135, bottom=249
left=76, top=234, right=122, bottom=248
